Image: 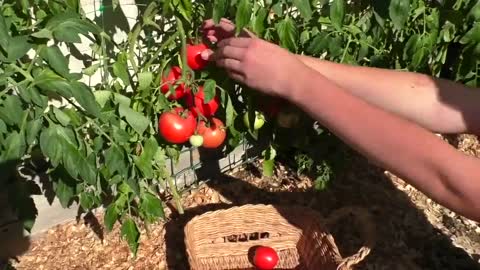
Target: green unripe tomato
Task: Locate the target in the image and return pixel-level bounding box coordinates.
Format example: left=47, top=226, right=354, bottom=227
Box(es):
left=243, top=111, right=265, bottom=130
left=189, top=134, right=204, bottom=147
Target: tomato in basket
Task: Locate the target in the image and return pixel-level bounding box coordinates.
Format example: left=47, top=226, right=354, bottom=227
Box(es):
left=253, top=246, right=279, bottom=269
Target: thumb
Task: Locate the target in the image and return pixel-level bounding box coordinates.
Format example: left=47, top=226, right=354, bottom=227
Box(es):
left=201, top=49, right=215, bottom=61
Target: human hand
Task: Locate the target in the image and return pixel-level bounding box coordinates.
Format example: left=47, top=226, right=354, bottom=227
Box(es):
left=201, top=18, right=255, bottom=44
left=205, top=37, right=309, bottom=98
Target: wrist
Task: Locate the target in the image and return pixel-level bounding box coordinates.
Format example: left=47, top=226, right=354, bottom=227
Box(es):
left=285, top=64, right=322, bottom=105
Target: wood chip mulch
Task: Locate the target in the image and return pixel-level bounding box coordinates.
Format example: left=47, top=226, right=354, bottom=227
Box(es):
left=6, top=134, right=480, bottom=270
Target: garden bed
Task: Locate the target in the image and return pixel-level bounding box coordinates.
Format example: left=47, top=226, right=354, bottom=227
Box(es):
left=9, top=135, right=480, bottom=270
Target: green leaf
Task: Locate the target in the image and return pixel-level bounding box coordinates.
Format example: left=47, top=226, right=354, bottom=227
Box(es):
left=460, top=23, right=480, bottom=44
left=82, top=63, right=100, bottom=76
left=46, top=12, right=100, bottom=43
left=40, top=127, right=63, bottom=166
left=1, top=131, right=26, bottom=161
left=141, top=193, right=165, bottom=220
left=26, top=118, right=43, bottom=145
left=138, top=72, right=153, bottom=91
left=94, top=90, right=112, bottom=108
left=104, top=145, right=127, bottom=176
left=203, top=79, right=216, bottom=103
left=31, top=28, right=53, bottom=39
left=34, top=69, right=73, bottom=98
left=306, top=32, right=330, bottom=54
left=225, top=95, right=235, bottom=128
left=53, top=107, right=71, bottom=126
left=235, top=0, right=252, bottom=35
left=54, top=178, right=75, bottom=208
left=253, top=7, right=268, bottom=36
left=0, top=14, right=10, bottom=50
left=119, top=104, right=150, bottom=135
left=112, top=60, right=130, bottom=86
left=213, top=0, right=228, bottom=24
left=276, top=18, right=298, bottom=52
left=63, top=141, right=97, bottom=185
left=79, top=192, right=94, bottom=210
left=40, top=45, right=70, bottom=78
left=403, top=34, right=420, bottom=60
left=7, top=36, right=31, bottom=62
left=389, top=0, right=410, bottom=30
left=104, top=204, right=118, bottom=232
left=330, top=0, right=345, bottom=31
left=70, top=82, right=101, bottom=117
left=134, top=137, right=158, bottom=179
left=121, top=218, right=140, bottom=255
left=0, top=95, right=24, bottom=126
left=293, top=0, right=312, bottom=21
left=271, top=2, right=283, bottom=16
left=0, top=120, right=6, bottom=134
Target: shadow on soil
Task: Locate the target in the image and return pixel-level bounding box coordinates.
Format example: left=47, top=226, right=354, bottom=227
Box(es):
left=164, top=145, right=480, bottom=270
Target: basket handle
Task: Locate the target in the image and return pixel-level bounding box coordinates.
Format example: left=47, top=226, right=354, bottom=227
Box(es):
left=324, top=207, right=376, bottom=270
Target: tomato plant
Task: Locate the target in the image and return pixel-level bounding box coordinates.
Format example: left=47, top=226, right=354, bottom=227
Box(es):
left=1, top=0, right=480, bottom=257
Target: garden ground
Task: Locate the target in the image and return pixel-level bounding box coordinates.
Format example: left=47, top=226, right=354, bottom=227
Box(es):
left=9, top=134, right=480, bottom=270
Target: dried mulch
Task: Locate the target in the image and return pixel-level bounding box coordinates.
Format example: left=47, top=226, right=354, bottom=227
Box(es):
left=7, top=135, right=480, bottom=270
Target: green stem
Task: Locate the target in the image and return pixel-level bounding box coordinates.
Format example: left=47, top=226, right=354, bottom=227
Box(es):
left=144, top=32, right=179, bottom=68
left=88, top=119, right=117, bottom=146
left=340, top=37, right=352, bottom=64
left=176, top=17, right=189, bottom=79
left=10, top=64, right=33, bottom=81
left=128, top=23, right=142, bottom=73
left=166, top=176, right=184, bottom=214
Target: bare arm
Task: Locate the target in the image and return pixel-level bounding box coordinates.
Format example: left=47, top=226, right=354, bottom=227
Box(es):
left=289, top=67, right=480, bottom=222
left=297, top=55, right=480, bottom=135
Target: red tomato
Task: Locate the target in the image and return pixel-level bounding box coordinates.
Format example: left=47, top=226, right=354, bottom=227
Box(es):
left=197, top=118, right=226, bottom=149
left=186, top=43, right=209, bottom=70
left=161, top=66, right=187, bottom=100
left=158, top=107, right=196, bottom=144
left=253, top=246, right=279, bottom=270
left=185, top=86, right=220, bottom=118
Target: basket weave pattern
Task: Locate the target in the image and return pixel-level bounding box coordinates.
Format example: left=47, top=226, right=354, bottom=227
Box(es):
left=184, top=204, right=375, bottom=270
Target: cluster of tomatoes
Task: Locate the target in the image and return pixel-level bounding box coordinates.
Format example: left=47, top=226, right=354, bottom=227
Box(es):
left=158, top=43, right=226, bottom=149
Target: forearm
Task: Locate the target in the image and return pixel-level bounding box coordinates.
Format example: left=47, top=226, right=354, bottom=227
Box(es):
left=288, top=68, right=480, bottom=221
left=297, top=55, right=480, bottom=134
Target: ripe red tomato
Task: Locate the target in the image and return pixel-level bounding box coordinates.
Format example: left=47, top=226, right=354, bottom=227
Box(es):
left=160, top=66, right=187, bottom=100
left=253, top=246, right=279, bottom=270
left=186, top=43, right=209, bottom=70
left=197, top=117, right=226, bottom=149
left=185, top=86, right=220, bottom=118
left=158, top=107, right=196, bottom=144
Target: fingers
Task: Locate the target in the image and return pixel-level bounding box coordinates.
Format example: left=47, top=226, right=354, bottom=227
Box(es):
left=226, top=70, right=245, bottom=82
left=217, top=37, right=251, bottom=48
left=216, top=58, right=242, bottom=72
left=213, top=46, right=245, bottom=61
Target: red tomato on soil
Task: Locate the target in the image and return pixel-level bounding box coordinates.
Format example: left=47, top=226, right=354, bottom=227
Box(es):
left=185, top=86, right=220, bottom=118
left=186, top=43, right=209, bottom=70
left=161, top=66, right=187, bottom=100
left=253, top=246, right=279, bottom=270
left=158, top=107, right=196, bottom=144
left=197, top=117, right=226, bottom=149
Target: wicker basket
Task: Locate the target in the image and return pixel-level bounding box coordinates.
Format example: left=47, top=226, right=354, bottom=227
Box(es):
left=184, top=204, right=375, bottom=270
